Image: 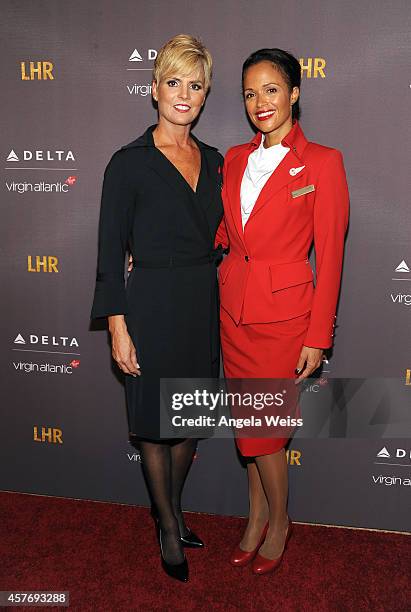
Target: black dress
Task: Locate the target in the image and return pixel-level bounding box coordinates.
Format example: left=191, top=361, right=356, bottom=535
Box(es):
left=91, top=125, right=224, bottom=439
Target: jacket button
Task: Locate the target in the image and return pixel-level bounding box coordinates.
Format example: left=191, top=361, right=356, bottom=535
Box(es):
left=245, top=255, right=249, bottom=262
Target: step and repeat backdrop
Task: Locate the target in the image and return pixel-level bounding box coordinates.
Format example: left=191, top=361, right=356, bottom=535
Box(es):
left=1, top=0, right=410, bottom=532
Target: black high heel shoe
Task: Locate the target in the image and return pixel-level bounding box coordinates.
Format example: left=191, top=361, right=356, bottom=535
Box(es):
left=155, top=522, right=189, bottom=583
left=151, top=506, right=204, bottom=549
left=180, top=528, right=204, bottom=548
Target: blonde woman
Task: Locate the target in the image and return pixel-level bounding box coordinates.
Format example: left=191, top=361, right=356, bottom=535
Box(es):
left=91, top=35, right=223, bottom=582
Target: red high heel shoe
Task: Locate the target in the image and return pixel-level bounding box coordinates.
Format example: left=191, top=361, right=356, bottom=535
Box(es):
left=252, top=520, right=293, bottom=575
left=230, top=522, right=269, bottom=567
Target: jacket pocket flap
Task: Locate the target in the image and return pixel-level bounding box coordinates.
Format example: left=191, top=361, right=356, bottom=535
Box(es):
left=270, top=260, right=313, bottom=292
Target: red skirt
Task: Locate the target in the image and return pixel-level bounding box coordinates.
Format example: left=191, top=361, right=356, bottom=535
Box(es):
left=220, top=308, right=310, bottom=457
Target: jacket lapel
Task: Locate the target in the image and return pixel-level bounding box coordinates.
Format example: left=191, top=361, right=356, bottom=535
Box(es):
left=149, top=146, right=212, bottom=242
left=147, top=146, right=192, bottom=201
left=196, top=148, right=214, bottom=211
left=122, top=125, right=187, bottom=201
left=228, top=121, right=309, bottom=232
left=144, top=126, right=195, bottom=202
left=122, top=125, right=211, bottom=203
left=247, top=150, right=307, bottom=222
left=247, top=121, right=309, bottom=224
left=122, top=126, right=219, bottom=243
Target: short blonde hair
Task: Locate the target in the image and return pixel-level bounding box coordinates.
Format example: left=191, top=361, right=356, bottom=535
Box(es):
left=153, top=34, right=212, bottom=91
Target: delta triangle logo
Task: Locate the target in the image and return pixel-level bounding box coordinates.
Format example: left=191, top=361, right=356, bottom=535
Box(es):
left=7, top=149, right=19, bottom=162
left=395, top=260, right=410, bottom=273
left=14, top=333, right=26, bottom=344
left=377, top=446, right=390, bottom=458
left=129, top=49, right=143, bottom=62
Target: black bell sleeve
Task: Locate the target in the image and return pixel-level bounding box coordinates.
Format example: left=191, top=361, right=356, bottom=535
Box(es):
left=90, top=150, right=135, bottom=319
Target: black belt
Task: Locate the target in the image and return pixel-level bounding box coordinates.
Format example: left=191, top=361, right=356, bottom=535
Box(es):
left=133, top=250, right=222, bottom=269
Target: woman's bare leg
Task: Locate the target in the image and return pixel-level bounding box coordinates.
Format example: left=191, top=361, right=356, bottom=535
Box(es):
left=254, top=448, right=290, bottom=559
left=239, top=460, right=269, bottom=551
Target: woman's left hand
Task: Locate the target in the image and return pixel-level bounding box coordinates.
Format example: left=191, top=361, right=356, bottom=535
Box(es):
left=294, top=346, right=324, bottom=383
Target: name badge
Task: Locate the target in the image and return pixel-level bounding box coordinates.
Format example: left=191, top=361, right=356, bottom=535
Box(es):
left=291, top=184, right=315, bottom=198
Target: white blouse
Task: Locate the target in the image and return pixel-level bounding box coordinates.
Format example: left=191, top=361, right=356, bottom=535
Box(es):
left=240, top=135, right=290, bottom=229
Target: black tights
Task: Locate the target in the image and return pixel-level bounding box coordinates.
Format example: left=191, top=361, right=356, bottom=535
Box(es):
left=139, top=437, right=197, bottom=565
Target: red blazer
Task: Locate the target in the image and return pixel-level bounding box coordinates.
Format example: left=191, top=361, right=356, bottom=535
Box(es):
left=215, top=121, right=349, bottom=349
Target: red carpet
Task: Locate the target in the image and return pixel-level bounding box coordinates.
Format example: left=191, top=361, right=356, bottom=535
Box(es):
left=0, top=491, right=409, bottom=611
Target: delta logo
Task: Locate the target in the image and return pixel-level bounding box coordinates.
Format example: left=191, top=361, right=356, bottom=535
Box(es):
left=6, top=149, right=76, bottom=163
left=390, top=259, right=411, bottom=306
left=376, top=446, right=411, bottom=460
left=394, top=260, right=410, bottom=273
left=128, top=48, right=157, bottom=62
left=13, top=333, right=79, bottom=349
left=127, top=48, right=157, bottom=97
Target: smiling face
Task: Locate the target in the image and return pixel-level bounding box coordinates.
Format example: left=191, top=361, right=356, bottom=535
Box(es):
left=152, top=70, right=206, bottom=128
left=243, top=61, right=299, bottom=143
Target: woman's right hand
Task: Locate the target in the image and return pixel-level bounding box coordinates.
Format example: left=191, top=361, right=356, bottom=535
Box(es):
left=108, top=315, right=141, bottom=376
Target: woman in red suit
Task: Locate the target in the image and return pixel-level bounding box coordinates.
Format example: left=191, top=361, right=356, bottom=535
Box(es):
left=216, top=48, right=349, bottom=574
